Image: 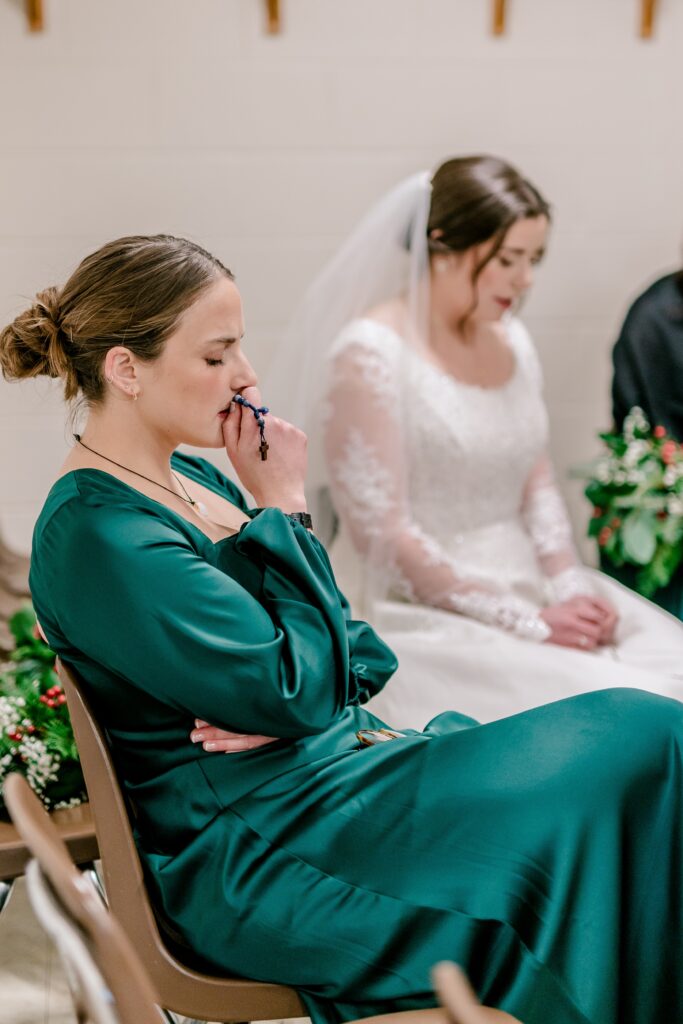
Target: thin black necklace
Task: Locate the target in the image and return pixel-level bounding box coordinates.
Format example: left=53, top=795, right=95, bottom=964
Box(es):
left=73, top=434, right=207, bottom=514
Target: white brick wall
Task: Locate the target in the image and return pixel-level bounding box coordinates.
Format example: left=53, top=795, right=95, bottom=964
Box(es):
left=1, top=0, right=682, bottom=558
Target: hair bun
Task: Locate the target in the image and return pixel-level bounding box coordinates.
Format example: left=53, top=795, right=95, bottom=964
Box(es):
left=0, top=285, right=70, bottom=383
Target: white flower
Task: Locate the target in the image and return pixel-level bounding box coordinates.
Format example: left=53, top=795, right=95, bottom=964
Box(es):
left=624, top=406, right=650, bottom=441
left=16, top=735, right=60, bottom=797
left=624, top=439, right=649, bottom=467
left=53, top=796, right=84, bottom=811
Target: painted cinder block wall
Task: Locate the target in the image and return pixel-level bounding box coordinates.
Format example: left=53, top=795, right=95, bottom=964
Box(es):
left=1, top=0, right=682, bottom=557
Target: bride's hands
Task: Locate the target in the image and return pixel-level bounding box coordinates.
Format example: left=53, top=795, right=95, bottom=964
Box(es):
left=190, top=719, right=279, bottom=753
left=587, top=594, right=619, bottom=645
left=222, top=386, right=308, bottom=513
left=540, top=596, right=617, bottom=651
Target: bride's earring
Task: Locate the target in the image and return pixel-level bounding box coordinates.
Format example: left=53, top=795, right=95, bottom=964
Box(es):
left=433, top=256, right=451, bottom=274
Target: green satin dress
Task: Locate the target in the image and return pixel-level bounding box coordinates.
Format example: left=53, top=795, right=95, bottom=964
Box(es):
left=30, top=453, right=683, bottom=1024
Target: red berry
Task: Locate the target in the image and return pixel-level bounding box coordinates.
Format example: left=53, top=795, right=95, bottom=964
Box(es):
left=27, top=725, right=36, bottom=734
left=592, top=507, right=604, bottom=518
left=654, top=425, right=667, bottom=439
left=598, top=526, right=612, bottom=546
left=47, top=698, right=56, bottom=708
left=39, top=695, right=48, bottom=704
left=611, top=517, right=621, bottom=528
left=657, top=510, right=668, bottom=520
left=57, top=694, right=67, bottom=705
left=662, top=442, right=677, bottom=464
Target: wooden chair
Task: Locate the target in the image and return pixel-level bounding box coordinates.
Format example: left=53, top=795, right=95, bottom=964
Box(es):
left=56, top=658, right=305, bottom=1023
left=432, top=962, right=520, bottom=1023
left=348, top=963, right=519, bottom=1024
left=0, top=797, right=98, bottom=914
left=55, top=661, right=520, bottom=1024
left=3, top=772, right=162, bottom=1024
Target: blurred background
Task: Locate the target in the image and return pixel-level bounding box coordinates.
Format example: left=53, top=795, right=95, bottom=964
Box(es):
left=1, top=0, right=682, bottom=559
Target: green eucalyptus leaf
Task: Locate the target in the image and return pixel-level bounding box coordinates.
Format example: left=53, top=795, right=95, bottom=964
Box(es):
left=621, top=511, right=657, bottom=565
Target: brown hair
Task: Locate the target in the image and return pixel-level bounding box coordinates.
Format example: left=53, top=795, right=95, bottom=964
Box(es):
left=0, top=235, right=234, bottom=402
left=428, top=155, right=550, bottom=257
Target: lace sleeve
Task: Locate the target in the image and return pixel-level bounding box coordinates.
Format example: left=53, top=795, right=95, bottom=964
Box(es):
left=521, top=454, right=595, bottom=602
left=323, top=328, right=550, bottom=642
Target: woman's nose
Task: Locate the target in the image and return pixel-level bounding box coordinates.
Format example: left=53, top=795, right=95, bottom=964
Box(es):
left=231, top=351, right=258, bottom=391
left=516, top=263, right=534, bottom=291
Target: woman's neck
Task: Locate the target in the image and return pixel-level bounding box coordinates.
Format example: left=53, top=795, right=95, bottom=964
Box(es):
left=69, top=406, right=178, bottom=487
left=428, top=307, right=475, bottom=357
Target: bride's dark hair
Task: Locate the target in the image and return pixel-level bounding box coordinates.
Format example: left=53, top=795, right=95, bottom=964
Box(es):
left=0, top=235, right=233, bottom=403
left=428, top=155, right=551, bottom=256
left=426, top=155, right=551, bottom=327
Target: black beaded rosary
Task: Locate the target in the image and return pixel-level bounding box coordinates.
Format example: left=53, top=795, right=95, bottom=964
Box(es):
left=231, top=394, right=270, bottom=460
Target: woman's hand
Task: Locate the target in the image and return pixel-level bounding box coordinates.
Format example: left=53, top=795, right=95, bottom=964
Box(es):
left=586, top=594, right=619, bottom=645
left=222, top=385, right=308, bottom=512
left=190, top=719, right=280, bottom=753
left=540, top=596, right=610, bottom=651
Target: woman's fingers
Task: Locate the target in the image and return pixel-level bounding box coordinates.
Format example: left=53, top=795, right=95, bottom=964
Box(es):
left=222, top=397, right=243, bottom=449
left=240, top=384, right=264, bottom=409
left=190, top=723, right=278, bottom=753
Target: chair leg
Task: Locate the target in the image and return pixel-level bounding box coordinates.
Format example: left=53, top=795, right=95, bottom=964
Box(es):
left=0, top=879, right=13, bottom=914
left=80, top=867, right=188, bottom=1024
left=82, top=862, right=106, bottom=903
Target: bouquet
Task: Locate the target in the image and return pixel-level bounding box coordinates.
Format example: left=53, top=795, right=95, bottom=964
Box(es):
left=580, top=407, right=683, bottom=598
left=0, top=605, right=86, bottom=817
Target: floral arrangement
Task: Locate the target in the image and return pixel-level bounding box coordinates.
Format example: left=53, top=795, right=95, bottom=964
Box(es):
left=0, top=605, right=85, bottom=817
left=581, top=407, right=683, bottom=598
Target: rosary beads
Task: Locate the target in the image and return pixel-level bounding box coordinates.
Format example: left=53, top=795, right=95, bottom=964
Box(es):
left=231, top=394, right=270, bottom=460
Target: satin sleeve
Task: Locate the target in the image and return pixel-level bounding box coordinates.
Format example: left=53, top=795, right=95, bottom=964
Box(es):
left=37, top=502, right=396, bottom=738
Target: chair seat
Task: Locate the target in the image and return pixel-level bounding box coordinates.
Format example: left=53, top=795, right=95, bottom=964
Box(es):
left=0, top=801, right=98, bottom=881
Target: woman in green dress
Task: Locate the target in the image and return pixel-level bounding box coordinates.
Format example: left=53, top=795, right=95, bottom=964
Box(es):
left=2, top=235, right=683, bottom=1024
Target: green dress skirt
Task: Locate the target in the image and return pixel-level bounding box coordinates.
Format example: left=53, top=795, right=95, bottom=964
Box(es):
left=30, top=454, right=683, bottom=1024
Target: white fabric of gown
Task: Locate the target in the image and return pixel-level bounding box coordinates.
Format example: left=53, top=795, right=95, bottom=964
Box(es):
left=324, top=316, right=683, bottom=728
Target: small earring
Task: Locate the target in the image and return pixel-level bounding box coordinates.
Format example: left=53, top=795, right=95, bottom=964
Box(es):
left=433, top=256, right=451, bottom=275
left=105, top=375, right=113, bottom=384
left=129, top=388, right=138, bottom=401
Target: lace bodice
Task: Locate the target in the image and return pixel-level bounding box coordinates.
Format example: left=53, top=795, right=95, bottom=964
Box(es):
left=323, top=317, right=592, bottom=641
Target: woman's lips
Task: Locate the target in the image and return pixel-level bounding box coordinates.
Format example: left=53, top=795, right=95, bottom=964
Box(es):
left=495, top=297, right=513, bottom=309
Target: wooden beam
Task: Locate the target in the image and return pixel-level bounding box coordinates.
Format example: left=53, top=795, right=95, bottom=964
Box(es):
left=265, top=0, right=281, bottom=34
left=492, top=0, right=507, bottom=35
left=26, top=0, right=43, bottom=32
left=640, top=0, right=658, bottom=38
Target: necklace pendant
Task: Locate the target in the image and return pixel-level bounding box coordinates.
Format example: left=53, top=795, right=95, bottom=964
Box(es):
left=195, top=500, right=208, bottom=516
left=259, top=439, right=269, bottom=461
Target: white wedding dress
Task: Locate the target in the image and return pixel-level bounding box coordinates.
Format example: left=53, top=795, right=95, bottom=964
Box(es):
left=323, top=315, right=683, bottom=728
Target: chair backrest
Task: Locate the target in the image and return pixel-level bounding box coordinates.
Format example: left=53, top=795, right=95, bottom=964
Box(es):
left=432, top=963, right=520, bottom=1024
left=3, top=772, right=162, bottom=1024
left=56, top=658, right=305, bottom=1021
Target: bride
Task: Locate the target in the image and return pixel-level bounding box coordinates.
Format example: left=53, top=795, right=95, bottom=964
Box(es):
left=269, top=155, right=683, bottom=728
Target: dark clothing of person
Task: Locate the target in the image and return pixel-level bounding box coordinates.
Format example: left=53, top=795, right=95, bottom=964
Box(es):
left=609, top=272, right=683, bottom=617
left=612, top=272, right=683, bottom=439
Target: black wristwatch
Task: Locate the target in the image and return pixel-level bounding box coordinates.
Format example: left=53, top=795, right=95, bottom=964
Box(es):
left=286, top=512, right=313, bottom=530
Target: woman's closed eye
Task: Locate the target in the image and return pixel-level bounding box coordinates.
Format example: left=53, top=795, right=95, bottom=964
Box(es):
left=205, top=357, right=225, bottom=366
